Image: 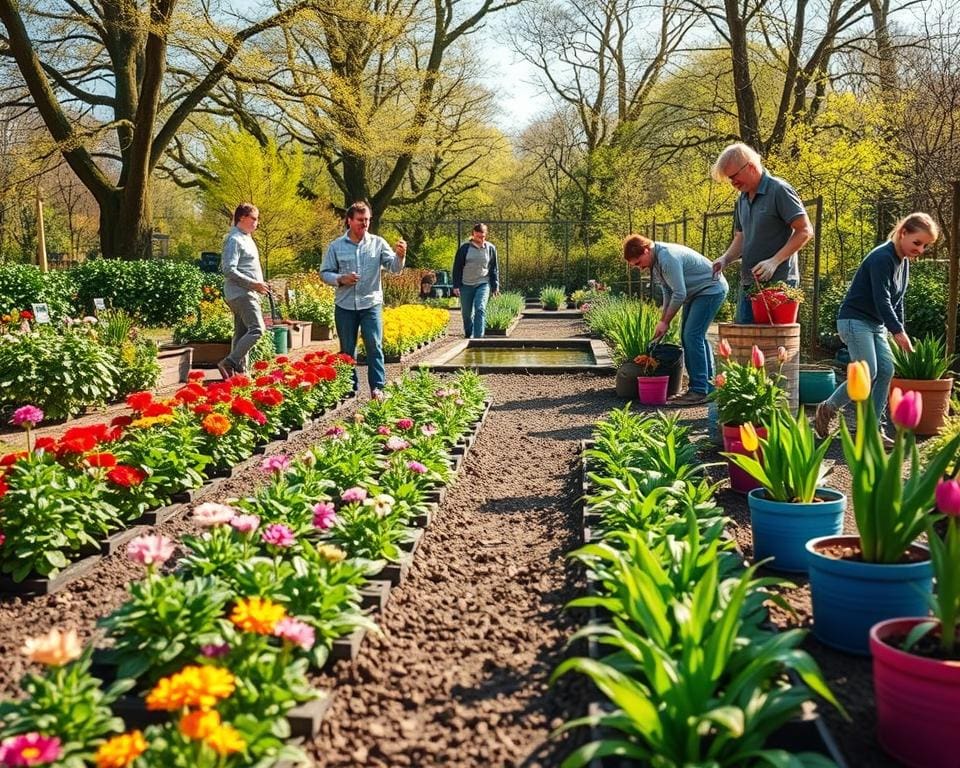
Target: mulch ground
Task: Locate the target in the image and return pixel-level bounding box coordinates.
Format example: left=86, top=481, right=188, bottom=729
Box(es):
left=0, top=311, right=897, bottom=767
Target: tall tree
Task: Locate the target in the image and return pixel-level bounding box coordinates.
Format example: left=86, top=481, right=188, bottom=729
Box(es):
left=0, top=0, right=319, bottom=259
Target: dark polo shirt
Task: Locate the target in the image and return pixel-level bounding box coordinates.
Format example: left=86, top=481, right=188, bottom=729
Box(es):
left=733, top=172, right=807, bottom=284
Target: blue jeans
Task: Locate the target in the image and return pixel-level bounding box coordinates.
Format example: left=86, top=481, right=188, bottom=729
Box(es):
left=681, top=289, right=728, bottom=393
left=735, top=277, right=799, bottom=323
left=225, top=293, right=265, bottom=372
left=335, top=304, right=385, bottom=392
left=460, top=283, right=490, bottom=338
left=824, top=318, right=895, bottom=428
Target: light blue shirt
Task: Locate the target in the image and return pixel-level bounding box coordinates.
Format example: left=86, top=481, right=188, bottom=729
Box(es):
left=652, top=242, right=728, bottom=313
left=320, top=232, right=404, bottom=310
left=221, top=226, right=263, bottom=301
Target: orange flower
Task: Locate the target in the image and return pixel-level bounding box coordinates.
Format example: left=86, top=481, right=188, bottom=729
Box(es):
left=146, top=665, right=236, bottom=711
left=846, top=360, right=871, bottom=402
left=94, top=731, right=147, bottom=768
left=205, top=724, right=246, bottom=756
left=179, top=708, right=222, bottom=739
left=21, top=628, right=83, bottom=666
left=230, top=596, right=287, bottom=635
left=201, top=413, right=232, bottom=436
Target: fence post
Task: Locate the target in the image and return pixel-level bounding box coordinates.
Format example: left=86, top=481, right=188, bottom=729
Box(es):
left=811, top=196, right=823, bottom=353
left=701, top=212, right=709, bottom=255
left=504, top=223, right=510, bottom=293
left=682, top=209, right=689, bottom=246
left=948, top=181, right=960, bottom=358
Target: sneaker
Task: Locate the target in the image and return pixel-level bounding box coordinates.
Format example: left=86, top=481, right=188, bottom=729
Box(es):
left=216, top=358, right=235, bottom=381
left=671, top=390, right=709, bottom=405
left=814, top=402, right=836, bottom=438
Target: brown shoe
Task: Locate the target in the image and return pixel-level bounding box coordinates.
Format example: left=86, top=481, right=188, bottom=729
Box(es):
left=814, top=402, right=836, bottom=438
left=217, top=358, right=235, bottom=381
left=671, top=390, right=709, bottom=405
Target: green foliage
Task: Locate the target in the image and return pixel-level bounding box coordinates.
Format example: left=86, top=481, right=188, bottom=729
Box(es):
left=539, top=284, right=566, bottom=309
left=891, top=334, right=954, bottom=381
left=905, top=261, right=956, bottom=348
left=0, top=264, right=77, bottom=319
left=414, top=233, right=458, bottom=271
left=920, top=414, right=960, bottom=475
left=97, top=309, right=161, bottom=397
left=0, top=324, right=120, bottom=419
left=72, top=259, right=203, bottom=326
left=172, top=299, right=234, bottom=344
left=709, top=355, right=787, bottom=428
left=287, top=275, right=335, bottom=326
left=484, top=291, right=524, bottom=331
left=584, top=296, right=678, bottom=365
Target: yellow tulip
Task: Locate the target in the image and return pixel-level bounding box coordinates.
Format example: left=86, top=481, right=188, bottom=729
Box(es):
left=846, top=360, right=871, bottom=402
left=739, top=422, right=760, bottom=452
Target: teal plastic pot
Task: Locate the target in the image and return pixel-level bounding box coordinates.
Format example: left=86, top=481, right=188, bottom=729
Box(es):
left=798, top=366, right=836, bottom=404
left=748, top=488, right=845, bottom=573
left=806, top=535, right=932, bottom=655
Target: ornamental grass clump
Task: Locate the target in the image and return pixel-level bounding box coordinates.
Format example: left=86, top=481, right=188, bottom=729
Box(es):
left=539, top=284, right=567, bottom=310
left=891, top=333, right=955, bottom=380
left=840, top=360, right=960, bottom=563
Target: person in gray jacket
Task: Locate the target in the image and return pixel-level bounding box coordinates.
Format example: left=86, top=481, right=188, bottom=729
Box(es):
left=219, top=203, right=270, bottom=379
left=624, top=234, right=729, bottom=404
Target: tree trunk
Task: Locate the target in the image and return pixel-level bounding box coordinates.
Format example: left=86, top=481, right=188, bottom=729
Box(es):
left=99, top=188, right=153, bottom=260
left=725, top=0, right=762, bottom=149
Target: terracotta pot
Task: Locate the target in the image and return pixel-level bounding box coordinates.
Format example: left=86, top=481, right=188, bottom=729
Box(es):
left=871, top=617, right=960, bottom=767
left=889, top=376, right=954, bottom=436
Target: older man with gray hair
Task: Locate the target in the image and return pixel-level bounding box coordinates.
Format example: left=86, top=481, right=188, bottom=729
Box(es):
left=710, top=143, right=813, bottom=323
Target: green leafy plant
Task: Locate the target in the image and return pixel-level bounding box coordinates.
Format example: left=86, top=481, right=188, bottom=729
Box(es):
left=539, top=284, right=566, bottom=310
left=891, top=334, right=954, bottom=381
left=745, top=280, right=805, bottom=304
left=322, top=489, right=408, bottom=563
left=708, top=347, right=786, bottom=427
left=723, top=407, right=833, bottom=503
left=97, top=309, right=161, bottom=397
left=172, top=299, right=234, bottom=344
left=484, top=291, right=524, bottom=331
left=0, top=264, right=77, bottom=319
left=287, top=275, right=335, bottom=326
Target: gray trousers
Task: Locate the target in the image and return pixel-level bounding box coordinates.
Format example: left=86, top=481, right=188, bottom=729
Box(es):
left=225, top=293, right=265, bottom=372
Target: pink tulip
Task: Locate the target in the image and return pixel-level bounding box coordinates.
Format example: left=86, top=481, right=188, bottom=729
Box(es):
left=751, top=345, right=765, bottom=368
left=890, top=389, right=922, bottom=431
left=936, top=478, right=960, bottom=516
left=777, top=346, right=788, bottom=364
left=717, top=339, right=732, bottom=359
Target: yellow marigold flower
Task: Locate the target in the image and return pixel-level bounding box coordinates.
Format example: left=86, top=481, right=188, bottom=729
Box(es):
left=180, top=708, right=222, bottom=740
left=21, top=628, right=83, bottom=666
left=94, top=730, right=147, bottom=768
left=146, top=665, right=236, bottom=711
left=739, top=423, right=759, bottom=452
left=846, top=360, right=871, bottom=402
left=205, top=724, right=246, bottom=756
left=230, top=596, right=287, bottom=635
left=316, top=544, right=347, bottom=563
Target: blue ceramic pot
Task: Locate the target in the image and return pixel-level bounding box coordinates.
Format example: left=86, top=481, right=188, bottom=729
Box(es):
left=805, top=535, right=932, bottom=655
left=748, top=488, right=845, bottom=573
left=798, top=366, right=837, bottom=404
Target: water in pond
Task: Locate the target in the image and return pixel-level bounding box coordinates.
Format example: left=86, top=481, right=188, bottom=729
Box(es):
left=446, top=346, right=595, bottom=366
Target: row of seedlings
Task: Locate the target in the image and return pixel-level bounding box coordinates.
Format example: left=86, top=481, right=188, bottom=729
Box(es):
left=554, top=406, right=845, bottom=768
left=0, top=369, right=489, bottom=767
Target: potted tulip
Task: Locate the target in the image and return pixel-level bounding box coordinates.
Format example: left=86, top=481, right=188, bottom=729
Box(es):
left=723, top=406, right=844, bottom=572
left=890, top=334, right=956, bottom=436
left=632, top=354, right=669, bottom=405
left=870, top=477, right=960, bottom=768
left=709, top=341, right=787, bottom=449
left=805, top=362, right=960, bottom=654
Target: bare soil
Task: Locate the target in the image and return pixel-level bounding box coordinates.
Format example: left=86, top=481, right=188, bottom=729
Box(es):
left=0, top=312, right=898, bottom=767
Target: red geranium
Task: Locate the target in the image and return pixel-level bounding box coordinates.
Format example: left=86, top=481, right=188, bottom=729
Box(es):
left=34, top=436, right=58, bottom=453
left=19, top=310, right=33, bottom=320
left=106, top=465, right=147, bottom=487
left=335, top=353, right=355, bottom=365
left=0, top=451, right=27, bottom=466
left=252, top=388, right=283, bottom=407
left=188, top=370, right=206, bottom=381
left=253, top=360, right=270, bottom=371
left=142, top=402, right=174, bottom=418
left=315, top=365, right=337, bottom=381
left=0, top=477, right=7, bottom=500
left=126, top=391, right=154, bottom=412
left=193, top=403, right=214, bottom=415
left=275, top=356, right=289, bottom=364
left=58, top=434, right=98, bottom=454
left=86, top=452, right=118, bottom=468
left=111, top=415, right=134, bottom=428
left=63, top=423, right=112, bottom=444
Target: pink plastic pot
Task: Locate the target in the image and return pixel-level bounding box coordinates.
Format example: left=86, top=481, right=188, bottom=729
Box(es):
left=637, top=375, right=669, bottom=405
left=725, top=439, right=763, bottom=494
left=871, top=617, right=960, bottom=767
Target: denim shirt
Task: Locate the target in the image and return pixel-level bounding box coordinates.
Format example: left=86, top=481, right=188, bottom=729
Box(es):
left=320, top=232, right=404, bottom=310
left=221, top=226, right=263, bottom=301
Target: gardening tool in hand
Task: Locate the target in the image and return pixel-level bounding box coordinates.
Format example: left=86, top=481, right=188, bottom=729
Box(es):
left=752, top=274, right=775, bottom=325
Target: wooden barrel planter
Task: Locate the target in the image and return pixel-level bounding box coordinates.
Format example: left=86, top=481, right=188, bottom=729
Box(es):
left=156, top=345, right=193, bottom=387
left=718, top=322, right=800, bottom=410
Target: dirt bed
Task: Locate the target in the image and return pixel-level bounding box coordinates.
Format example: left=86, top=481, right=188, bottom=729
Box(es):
left=0, top=313, right=895, bottom=767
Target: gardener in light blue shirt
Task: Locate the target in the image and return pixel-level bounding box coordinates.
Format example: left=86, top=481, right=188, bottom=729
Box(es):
left=320, top=201, right=407, bottom=397
left=624, top=235, right=728, bottom=405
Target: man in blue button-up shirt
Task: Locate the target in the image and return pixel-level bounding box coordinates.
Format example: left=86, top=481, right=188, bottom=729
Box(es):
left=320, top=201, right=407, bottom=397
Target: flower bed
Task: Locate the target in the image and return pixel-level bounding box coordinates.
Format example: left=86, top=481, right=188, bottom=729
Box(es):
left=358, top=304, right=449, bottom=362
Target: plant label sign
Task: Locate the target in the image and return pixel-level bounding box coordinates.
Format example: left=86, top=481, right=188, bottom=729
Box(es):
left=31, top=303, right=51, bottom=324
left=287, top=289, right=296, bottom=304
left=93, top=298, right=106, bottom=311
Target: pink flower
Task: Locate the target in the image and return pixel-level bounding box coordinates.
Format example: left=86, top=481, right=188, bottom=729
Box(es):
left=751, top=345, right=765, bottom=368
left=312, top=502, right=338, bottom=529
left=714, top=372, right=727, bottom=388
left=126, top=534, right=176, bottom=567
left=192, top=502, right=237, bottom=527
left=325, top=425, right=346, bottom=439
left=434, top=388, right=453, bottom=398
left=421, top=424, right=438, bottom=437
left=936, top=479, right=960, bottom=517
left=377, top=425, right=391, bottom=436
left=229, top=514, right=260, bottom=534
left=0, top=531, right=5, bottom=548
left=273, top=617, right=316, bottom=650
left=341, top=486, right=367, bottom=503
left=0, top=732, right=62, bottom=766
left=201, top=643, right=230, bottom=658
left=717, top=339, right=732, bottom=359
left=10, top=405, right=43, bottom=429
left=261, top=454, right=291, bottom=474
left=385, top=437, right=409, bottom=452
left=395, top=418, right=414, bottom=430
left=777, top=345, right=788, bottom=364
left=454, top=398, right=464, bottom=406
left=261, top=523, right=295, bottom=548
left=406, top=460, right=428, bottom=475
left=889, top=387, right=923, bottom=431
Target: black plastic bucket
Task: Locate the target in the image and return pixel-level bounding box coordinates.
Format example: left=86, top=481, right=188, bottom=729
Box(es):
left=650, top=342, right=684, bottom=397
